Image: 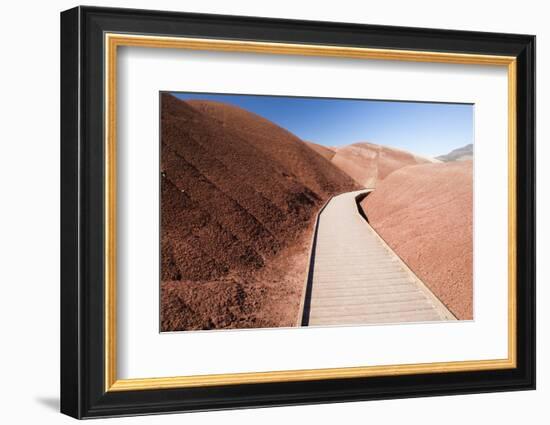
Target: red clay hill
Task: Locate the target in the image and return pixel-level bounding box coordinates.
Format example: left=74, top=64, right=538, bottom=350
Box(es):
left=161, top=94, right=359, bottom=331
left=361, top=161, right=473, bottom=319
left=304, top=141, right=336, bottom=162
left=308, top=141, right=437, bottom=188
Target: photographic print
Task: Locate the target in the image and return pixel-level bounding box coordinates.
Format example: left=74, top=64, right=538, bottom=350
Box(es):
left=160, top=92, right=473, bottom=332
left=61, top=9, right=535, bottom=417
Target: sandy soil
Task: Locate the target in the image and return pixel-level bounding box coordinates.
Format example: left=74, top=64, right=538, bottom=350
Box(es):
left=330, top=142, right=436, bottom=188
left=361, top=161, right=473, bottom=319
left=160, top=94, right=359, bottom=331
left=161, top=229, right=312, bottom=330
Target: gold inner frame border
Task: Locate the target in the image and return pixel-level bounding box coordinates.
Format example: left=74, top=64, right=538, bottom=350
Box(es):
left=104, top=33, right=517, bottom=392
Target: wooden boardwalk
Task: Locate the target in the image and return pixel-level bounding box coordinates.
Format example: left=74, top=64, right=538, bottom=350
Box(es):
left=301, top=190, right=455, bottom=326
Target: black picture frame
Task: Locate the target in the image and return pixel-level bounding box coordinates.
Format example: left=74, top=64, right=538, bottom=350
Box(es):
left=61, top=5, right=535, bottom=419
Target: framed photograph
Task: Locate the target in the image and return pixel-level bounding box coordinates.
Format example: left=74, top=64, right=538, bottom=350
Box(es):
left=60, top=6, right=535, bottom=419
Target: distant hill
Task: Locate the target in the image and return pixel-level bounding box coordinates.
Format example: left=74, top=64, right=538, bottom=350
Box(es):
left=307, top=141, right=438, bottom=188
left=436, top=144, right=473, bottom=162
left=160, top=94, right=359, bottom=331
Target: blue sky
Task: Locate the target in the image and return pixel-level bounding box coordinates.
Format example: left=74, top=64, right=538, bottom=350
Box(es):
left=172, top=92, right=473, bottom=158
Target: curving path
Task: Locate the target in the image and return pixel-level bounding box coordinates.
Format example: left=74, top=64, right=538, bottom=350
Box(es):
left=301, top=190, right=455, bottom=326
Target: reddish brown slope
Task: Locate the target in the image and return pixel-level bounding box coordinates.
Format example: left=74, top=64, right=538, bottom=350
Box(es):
left=332, top=142, right=436, bottom=188
left=362, top=161, right=473, bottom=319
left=188, top=100, right=355, bottom=196
left=161, top=94, right=359, bottom=331
left=304, top=141, right=336, bottom=161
